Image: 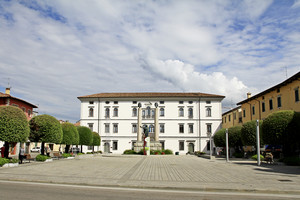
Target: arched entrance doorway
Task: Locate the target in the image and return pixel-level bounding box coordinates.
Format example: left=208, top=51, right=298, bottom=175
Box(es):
left=188, top=143, right=194, bottom=154
left=104, top=142, right=110, bottom=153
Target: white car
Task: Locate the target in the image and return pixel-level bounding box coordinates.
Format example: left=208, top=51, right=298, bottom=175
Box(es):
left=31, top=147, right=41, bottom=153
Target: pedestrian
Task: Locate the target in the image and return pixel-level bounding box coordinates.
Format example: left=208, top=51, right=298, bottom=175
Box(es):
left=19, top=144, right=25, bottom=164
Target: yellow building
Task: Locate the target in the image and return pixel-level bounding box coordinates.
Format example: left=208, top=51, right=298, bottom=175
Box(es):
left=222, top=71, right=300, bottom=128
left=222, top=106, right=242, bottom=129
left=238, top=71, right=300, bottom=123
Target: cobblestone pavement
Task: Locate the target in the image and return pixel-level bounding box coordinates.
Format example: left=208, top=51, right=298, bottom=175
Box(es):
left=0, top=155, right=300, bottom=195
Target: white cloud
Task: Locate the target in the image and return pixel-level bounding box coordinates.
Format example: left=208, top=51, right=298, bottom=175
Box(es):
left=0, top=0, right=300, bottom=121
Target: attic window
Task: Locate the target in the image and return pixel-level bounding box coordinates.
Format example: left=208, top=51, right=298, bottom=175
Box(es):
left=105, top=101, right=110, bottom=104
left=89, top=101, right=94, bottom=104
left=277, top=88, right=280, bottom=93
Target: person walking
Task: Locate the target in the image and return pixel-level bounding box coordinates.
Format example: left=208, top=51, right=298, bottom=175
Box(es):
left=19, top=144, right=25, bottom=164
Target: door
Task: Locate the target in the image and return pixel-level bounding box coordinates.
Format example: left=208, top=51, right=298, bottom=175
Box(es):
left=104, top=142, right=110, bottom=153
left=188, top=143, right=194, bottom=153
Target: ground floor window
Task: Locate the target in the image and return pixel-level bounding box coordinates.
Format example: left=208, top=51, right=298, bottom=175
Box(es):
left=206, top=141, right=210, bottom=151
left=179, top=141, right=184, bottom=151
left=113, top=141, right=118, bottom=150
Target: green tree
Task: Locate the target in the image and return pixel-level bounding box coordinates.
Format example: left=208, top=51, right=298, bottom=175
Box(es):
left=0, top=106, right=29, bottom=158
left=61, top=122, right=79, bottom=153
left=228, top=126, right=243, bottom=148
left=92, top=132, right=101, bottom=152
left=262, top=110, right=300, bottom=155
left=77, top=126, right=93, bottom=153
left=241, top=120, right=263, bottom=146
left=29, top=114, right=63, bottom=155
left=213, top=128, right=226, bottom=147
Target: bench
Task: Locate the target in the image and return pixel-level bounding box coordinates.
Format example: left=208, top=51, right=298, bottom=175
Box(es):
left=52, top=152, right=63, bottom=160
left=23, top=154, right=34, bottom=163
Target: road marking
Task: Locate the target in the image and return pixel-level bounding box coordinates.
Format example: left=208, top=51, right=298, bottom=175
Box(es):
left=0, top=180, right=299, bottom=199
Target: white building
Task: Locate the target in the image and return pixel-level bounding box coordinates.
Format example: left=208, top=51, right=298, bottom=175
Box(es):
left=77, top=92, right=224, bottom=155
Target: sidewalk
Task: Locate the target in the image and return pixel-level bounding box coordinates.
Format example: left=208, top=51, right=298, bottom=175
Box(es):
left=0, top=155, right=299, bottom=195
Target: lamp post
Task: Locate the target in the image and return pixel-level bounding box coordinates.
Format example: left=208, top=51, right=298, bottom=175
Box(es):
left=256, top=120, right=261, bottom=166
left=226, top=128, right=229, bottom=162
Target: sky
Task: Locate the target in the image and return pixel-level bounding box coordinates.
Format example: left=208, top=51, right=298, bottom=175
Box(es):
left=0, top=0, right=300, bottom=123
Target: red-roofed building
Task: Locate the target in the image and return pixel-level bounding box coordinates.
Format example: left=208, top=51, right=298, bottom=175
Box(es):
left=0, top=88, right=38, bottom=157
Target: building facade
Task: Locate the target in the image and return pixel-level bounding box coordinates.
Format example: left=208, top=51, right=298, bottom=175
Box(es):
left=78, top=92, right=225, bottom=154
left=222, top=106, right=242, bottom=129
left=222, top=71, right=300, bottom=129
left=237, top=71, right=300, bottom=123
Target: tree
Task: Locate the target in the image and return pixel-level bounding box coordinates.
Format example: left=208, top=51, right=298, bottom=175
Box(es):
left=241, top=120, right=263, bottom=146
left=29, top=114, right=63, bottom=155
left=92, top=132, right=101, bottom=152
left=213, top=128, right=226, bottom=147
left=77, top=126, right=93, bottom=153
left=228, top=126, right=242, bottom=149
left=0, top=106, right=29, bottom=158
left=61, top=122, right=79, bottom=153
left=262, top=110, right=300, bottom=155
left=213, top=127, right=242, bottom=152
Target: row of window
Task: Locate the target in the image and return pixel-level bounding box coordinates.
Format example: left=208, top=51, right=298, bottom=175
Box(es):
left=89, top=100, right=212, bottom=105
left=90, top=123, right=212, bottom=135
left=88, top=107, right=212, bottom=118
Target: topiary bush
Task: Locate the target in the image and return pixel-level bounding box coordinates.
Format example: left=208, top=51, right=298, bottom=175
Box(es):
left=36, top=154, right=50, bottom=162
left=251, top=154, right=264, bottom=161
left=241, top=120, right=263, bottom=146
left=213, top=128, right=226, bottom=147
left=62, top=153, right=72, bottom=158
left=123, top=149, right=136, bottom=154
left=228, top=126, right=243, bottom=148
left=282, top=156, right=300, bottom=166
left=163, top=149, right=173, bottom=155
left=0, top=158, right=9, bottom=166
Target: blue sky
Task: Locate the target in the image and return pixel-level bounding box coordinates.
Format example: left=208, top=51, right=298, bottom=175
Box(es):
left=0, top=0, right=300, bottom=122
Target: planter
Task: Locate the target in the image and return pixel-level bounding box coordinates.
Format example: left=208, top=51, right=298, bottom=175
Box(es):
left=45, top=158, right=53, bottom=162
left=66, top=157, right=75, bottom=159
left=2, top=163, right=19, bottom=168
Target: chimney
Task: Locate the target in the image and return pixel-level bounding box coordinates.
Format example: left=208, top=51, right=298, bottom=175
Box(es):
left=5, top=88, right=10, bottom=95
left=247, top=92, right=251, bottom=99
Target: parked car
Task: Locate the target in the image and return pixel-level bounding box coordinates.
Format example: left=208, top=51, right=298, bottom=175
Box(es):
left=31, top=147, right=41, bottom=153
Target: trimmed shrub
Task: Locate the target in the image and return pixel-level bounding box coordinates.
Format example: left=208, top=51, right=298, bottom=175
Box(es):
left=77, top=126, right=93, bottom=146
left=241, top=120, right=263, bottom=146
left=228, top=126, right=243, bottom=147
left=0, top=158, right=9, bottom=166
left=153, top=150, right=160, bottom=155
left=214, top=128, right=226, bottom=147
left=77, top=153, right=85, bottom=155
left=123, top=149, right=136, bottom=154
left=282, top=156, right=300, bottom=166
left=62, top=153, right=72, bottom=158
left=251, top=154, right=264, bottom=161
left=36, top=154, right=50, bottom=162
left=194, top=151, right=206, bottom=156
left=233, top=152, right=243, bottom=158
left=0, top=105, right=29, bottom=143
left=163, top=149, right=173, bottom=155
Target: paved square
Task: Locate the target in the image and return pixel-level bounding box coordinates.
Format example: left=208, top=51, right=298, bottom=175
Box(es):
left=0, top=155, right=299, bottom=194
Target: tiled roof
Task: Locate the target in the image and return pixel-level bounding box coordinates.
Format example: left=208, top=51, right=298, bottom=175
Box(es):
left=237, top=71, right=300, bottom=105
left=78, top=92, right=225, bottom=99
left=0, top=92, right=38, bottom=108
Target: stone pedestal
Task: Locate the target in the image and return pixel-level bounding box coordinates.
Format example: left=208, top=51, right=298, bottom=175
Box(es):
left=134, top=141, right=162, bottom=152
